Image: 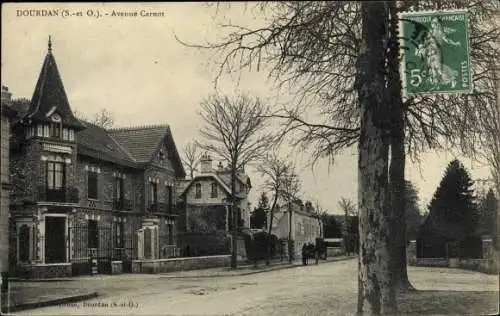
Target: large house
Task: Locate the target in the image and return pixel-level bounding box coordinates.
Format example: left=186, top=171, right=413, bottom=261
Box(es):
left=268, top=200, right=323, bottom=258
left=1, top=86, right=17, bottom=309
left=4, top=40, right=186, bottom=278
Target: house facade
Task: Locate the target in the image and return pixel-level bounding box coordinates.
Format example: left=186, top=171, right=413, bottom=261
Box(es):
left=5, top=40, right=186, bottom=278
left=178, top=153, right=252, bottom=234
left=1, top=86, right=17, bottom=310
left=269, top=200, right=323, bottom=258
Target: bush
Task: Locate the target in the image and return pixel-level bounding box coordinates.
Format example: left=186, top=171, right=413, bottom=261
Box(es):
left=177, top=232, right=230, bottom=257
left=243, top=231, right=280, bottom=261
left=417, top=235, right=483, bottom=259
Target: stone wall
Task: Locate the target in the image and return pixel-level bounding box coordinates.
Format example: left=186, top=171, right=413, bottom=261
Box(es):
left=18, top=263, right=72, bottom=279
left=131, top=255, right=230, bottom=274
left=326, top=247, right=343, bottom=257
left=414, top=258, right=450, bottom=267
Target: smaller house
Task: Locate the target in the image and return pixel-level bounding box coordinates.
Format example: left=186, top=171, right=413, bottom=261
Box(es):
left=268, top=199, right=323, bottom=258
left=177, top=153, right=252, bottom=234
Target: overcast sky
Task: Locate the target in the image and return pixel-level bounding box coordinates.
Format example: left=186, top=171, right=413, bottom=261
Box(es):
left=2, top=3, right=492, bottom=215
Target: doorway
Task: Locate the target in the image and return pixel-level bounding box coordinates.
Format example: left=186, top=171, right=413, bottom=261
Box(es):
left=45, top=217, right=66, bottom=263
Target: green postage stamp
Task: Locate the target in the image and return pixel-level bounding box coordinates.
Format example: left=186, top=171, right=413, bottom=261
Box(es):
left=399, top=9, right=472, bottom=97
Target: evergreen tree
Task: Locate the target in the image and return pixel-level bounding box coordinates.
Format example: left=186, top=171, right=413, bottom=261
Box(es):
left=322, top=215, right=343, bottom=238
left=423, top=159, right=478, bottom=241
left=250, top=192, right=269, bottom=229
left=404, top=180, right=423, bottom=243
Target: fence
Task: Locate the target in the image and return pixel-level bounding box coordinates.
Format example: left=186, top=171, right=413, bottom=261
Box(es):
left=69, top=225, right=113, bottom=275
left=69, top=224, right=139, bottom=275
left=417, top=236, right=483, bottom=259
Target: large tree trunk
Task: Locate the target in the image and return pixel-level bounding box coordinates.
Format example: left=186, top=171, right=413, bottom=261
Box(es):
left=387, top=0, right=415, bottom=293
left=357, top=2, right=396, bottom=315
left=230, top=163, right=238, bottom=269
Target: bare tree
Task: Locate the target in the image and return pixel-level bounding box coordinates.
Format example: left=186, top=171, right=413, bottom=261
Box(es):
left=338, top=196, right=357, bottom=251
left=182, top=140, right=202, bottom=179
left=279, top=164, right=301, bottom=263
left=92, top=109, right=114, bottom=129
left=357, top=3, right=395, bottom=313
left=477, top=57, right=500, bottom=197
left=198, top=93, right=271, bottom=268
left=313, top=200, right=326, bottom=238
left=74, top=108, right=115, bottom=129
left=257, top=153, right=298, bottom=265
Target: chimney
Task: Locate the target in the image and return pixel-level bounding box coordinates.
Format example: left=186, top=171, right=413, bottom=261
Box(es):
left=1, top=86, right=12, bottom=103
left=200, top=152, right=213, bottom=173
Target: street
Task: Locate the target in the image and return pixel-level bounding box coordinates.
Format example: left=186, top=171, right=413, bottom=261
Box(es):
left=12, top=259, right=499, bottom=316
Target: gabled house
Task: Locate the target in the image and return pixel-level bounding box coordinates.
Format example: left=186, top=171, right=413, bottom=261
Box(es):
left=268, top=199, right=323, bottom=258
left=177, top=153, right=252, bottom=234
left=5, top=39, right=186, bottom=278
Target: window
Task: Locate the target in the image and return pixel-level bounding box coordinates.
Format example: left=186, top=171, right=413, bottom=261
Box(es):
left=47, top=162, right=65, bottom=190
left=211, top=182, right=218, bottom=198
left=116, top=177, right=124, bottom=201
left=158, top=149, right=166, bottom=161
left=115, top=221, right=124, bottom=248
left=167, top=224, right=173, bottom=245
left=88, top=220, right=98, bottom=249
left=149, top=182, right=158, bottom=205
left=166, top=186, right=173, bottom=213
left=43, top=125, right=50, bottom=137
left=195, top=183, right=201, bottom=198
left=50, top=122, right=61, bottom=138
left=88, top=171, right=98, bottom=199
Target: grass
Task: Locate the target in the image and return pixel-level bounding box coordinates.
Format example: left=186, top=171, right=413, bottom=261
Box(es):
left=398, top=290, right=499, bottom=316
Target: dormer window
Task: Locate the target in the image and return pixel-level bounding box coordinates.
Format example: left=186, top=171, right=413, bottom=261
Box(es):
left=50, top=113, right=62, bottom=138
left=51, top=113, right=61, bottom=122
left=159, top=149, right=166, bottom=161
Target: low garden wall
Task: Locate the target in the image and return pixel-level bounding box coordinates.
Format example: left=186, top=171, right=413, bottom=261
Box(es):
left=16, top=263, right=72, bottom=278
left=414, top=258, right=449, bottom=267
left=326, top=247, right=344, bottom=257
left=412, top=258, right=498, bottom=274
left=132, top=255, right=230, bottom=274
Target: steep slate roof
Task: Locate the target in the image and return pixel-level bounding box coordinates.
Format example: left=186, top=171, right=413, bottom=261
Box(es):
left=1, top=102, right=18, bottom=120
left=216, top=169, right=252, bottom=188
left=107, top=125, right=186, bottom=178
left=179, top=173, right=232, bottom=198
left=108, top=125, right=168, bottom=162
left=3, top=98, right=30, bottom=122
left=77, top=121, right=138, bottom=168
left=21, top=38, right=85, bottom=130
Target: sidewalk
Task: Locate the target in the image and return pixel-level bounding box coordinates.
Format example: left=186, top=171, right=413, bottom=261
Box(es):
left=158, top=255, right=356, bottom=278
left=5, top=255, right=356, bottom=313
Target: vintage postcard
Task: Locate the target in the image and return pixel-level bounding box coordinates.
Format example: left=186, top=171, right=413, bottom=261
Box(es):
left=1, top=2, right=498, bottom=316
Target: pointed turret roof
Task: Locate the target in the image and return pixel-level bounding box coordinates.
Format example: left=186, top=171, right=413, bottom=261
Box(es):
left=22, top=37, right=85, bottom=130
